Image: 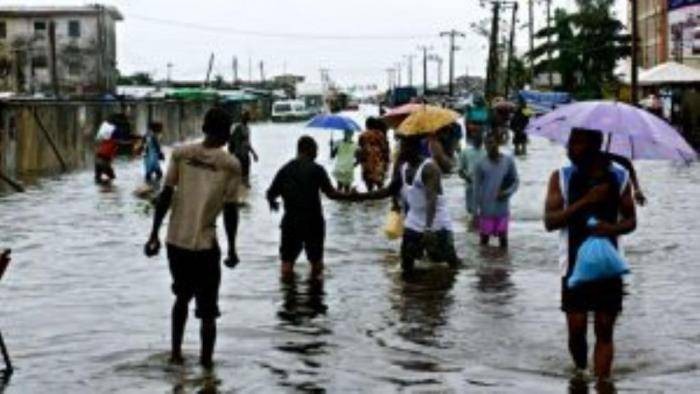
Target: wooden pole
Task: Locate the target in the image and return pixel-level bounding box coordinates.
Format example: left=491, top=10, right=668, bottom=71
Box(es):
left=31, top=107, right=68, bottom=172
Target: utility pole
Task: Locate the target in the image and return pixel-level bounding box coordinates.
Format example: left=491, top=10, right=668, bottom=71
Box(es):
left=418, top=45, right=432, bottom=95
left=232, top=57, right=238, bottom=84
left=505, top=2, right=518, bottom=99
left=396, top=62, right=402, bottom=87
left=631, top=0, right=639, bottom=106
left=528, top=0, right=534, bottom=77
left=167, top=62, right=173, bottom=85
left=546, top=0, right=553, bottom=88
left=404, top=54, right=416, bottom=87
left=204, top=53, right=215, bottom=87
left=485, top=1, right=501, bottom=100
left=320, top=68, right=330, bottom=93
left=428, top=54, right=444, bottom=90
left=440, top=29, right=466, bottom=96
left=259, top=61, right=265, bottom=83
left=386, top=67, right=396, bottom=91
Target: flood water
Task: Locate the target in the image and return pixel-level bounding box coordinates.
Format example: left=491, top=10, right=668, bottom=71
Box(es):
left=1, top=107, right=699, bottom=393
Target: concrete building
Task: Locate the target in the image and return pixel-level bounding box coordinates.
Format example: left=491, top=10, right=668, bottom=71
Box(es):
left=634, top=0, right=669, bottom=69
left=0, top=5, right=122, bottom=96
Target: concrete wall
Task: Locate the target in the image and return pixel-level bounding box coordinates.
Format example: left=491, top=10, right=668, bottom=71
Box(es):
left=0, top=99, right=213, bottom=180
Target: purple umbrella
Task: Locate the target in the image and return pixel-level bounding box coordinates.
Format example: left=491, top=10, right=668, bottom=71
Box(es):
left=525, top=100, right=698, bottom=162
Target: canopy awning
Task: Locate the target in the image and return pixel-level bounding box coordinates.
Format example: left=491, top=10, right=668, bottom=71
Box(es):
left=639, top=62, right=700, bottom=86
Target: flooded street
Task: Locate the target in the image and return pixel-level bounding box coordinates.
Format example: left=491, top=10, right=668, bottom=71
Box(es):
left=1, top=107, right=699, bottom=393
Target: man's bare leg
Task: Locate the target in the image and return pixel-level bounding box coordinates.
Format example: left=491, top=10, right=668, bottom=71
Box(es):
left=480, top=234, right=489, bottom=246
left=171, top=297, right=190, bottom=364
left=567, top=312, right=589, bottom=370
left=594, top=311, right=617, bottom=380
left=498, top=234, right=508, bottom=249
left=200, top=318, right=216, bottom=369
left=310, top=261, right=324, bottom=280
left=281, top=261, right=295, bottom=282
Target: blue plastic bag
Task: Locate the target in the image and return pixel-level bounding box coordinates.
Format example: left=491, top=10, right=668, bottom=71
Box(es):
left=567, top=218, right=630, bottom=289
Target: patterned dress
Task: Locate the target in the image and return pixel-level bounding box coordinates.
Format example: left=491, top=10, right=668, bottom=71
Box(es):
left=358, top=129, right=390, bottom=186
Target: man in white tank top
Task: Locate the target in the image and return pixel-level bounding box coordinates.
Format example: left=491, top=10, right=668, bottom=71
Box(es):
left=351, top=136, right=460, bottom=275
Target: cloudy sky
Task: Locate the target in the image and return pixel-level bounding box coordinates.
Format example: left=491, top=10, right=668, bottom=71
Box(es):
left=11, top=0, right=627, bottom=88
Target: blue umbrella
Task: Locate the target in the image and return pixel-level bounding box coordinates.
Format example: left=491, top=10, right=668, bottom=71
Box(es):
left=306, top=114, right=361, bottom=132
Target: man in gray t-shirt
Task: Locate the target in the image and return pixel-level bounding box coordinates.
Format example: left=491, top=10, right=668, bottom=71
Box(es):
left=474, top=133, right=519, bottom=248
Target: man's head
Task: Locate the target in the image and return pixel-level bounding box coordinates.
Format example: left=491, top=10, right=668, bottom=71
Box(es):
left=149, top=122, right=163, bottom=133
left=399, top=136, right=423, bottom=163
left=343, top=129, right=353, bottom=141
left=241, top=111, right=251, bottom=125
left=297, top=135, right=318, bottom=161
left=202, top=107, right=233, bottom=147
left=485, top=132, right=501, bottom=159
left=471, top=132, right=483, bottom=150
left=366, top=117, right=383, bottom=131
left=567, top=127, right=603, bottom=166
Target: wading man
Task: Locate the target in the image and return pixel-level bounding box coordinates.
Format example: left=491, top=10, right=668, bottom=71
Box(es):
left=544, top=128, right=636, bottom=381
left=353, top=136, right=460, bottom=275
left=144, top=107, right=241, bottom=369
left=266, top=136, right=350, bottom=281
left=228, top=111, right=258, bottom=188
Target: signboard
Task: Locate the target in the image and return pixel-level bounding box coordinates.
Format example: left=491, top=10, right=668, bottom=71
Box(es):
left=669, top=0, right=700, bottom=61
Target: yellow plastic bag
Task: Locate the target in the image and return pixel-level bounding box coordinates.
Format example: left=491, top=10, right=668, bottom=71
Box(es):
left=383, top=210, right=404, bottom=240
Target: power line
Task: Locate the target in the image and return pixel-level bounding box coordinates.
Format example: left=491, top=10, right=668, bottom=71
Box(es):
left=130, top=14, right=437, bottom=41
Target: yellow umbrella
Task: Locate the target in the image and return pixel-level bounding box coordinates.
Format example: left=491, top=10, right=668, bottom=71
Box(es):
left=396, top=106, right=461, bottom=136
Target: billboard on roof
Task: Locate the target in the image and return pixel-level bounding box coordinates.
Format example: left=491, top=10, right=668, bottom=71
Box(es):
left=669, top=0, right=700, bottom=61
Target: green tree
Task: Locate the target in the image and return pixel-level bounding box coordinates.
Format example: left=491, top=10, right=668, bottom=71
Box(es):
left=571, top=0, right=631, bottom=99
left=528, top=0, right=630, bottom=99
left=117, top=72, right=153, bottom=86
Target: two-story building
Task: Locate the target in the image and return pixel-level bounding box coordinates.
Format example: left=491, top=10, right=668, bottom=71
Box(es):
left=0, top=5, right=122, bottom=96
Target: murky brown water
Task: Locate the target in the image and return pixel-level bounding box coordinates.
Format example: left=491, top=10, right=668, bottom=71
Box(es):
left=1, top=107, right=699, bottom=393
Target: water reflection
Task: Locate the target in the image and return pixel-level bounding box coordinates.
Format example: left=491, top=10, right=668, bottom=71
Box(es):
left=390, top=265, right=457, bottom=348
left=277, top=275, right=328, bottom=325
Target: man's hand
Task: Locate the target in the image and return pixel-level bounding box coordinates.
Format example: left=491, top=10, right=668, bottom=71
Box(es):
left=268, top=199, right=280, bottom=212
left=590, top=220, right=618, bottom=237
left=144, top=235, right=161, bottom=257
left=580, top=184, right=610, bottom=207
left=224, top=250, right=240, bottom=269
left=634, top=190, right=646, bottom=206
left=252, top=152, right=259, bottom=162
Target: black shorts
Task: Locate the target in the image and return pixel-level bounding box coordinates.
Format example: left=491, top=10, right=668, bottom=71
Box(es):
left=401, top=228, right=459, bottom=264
left=280, top=220, right=325, bottom=264
left=561, top=277, right=624, bottom=313
left=236, top=153, right=250, bottom=178
left=167, top=244, right=221, bottom=319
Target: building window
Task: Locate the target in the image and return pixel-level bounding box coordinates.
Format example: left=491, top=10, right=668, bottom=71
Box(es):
left=34, top=21, right=47, bottom=32
left=68, top=20, right=81, bottom=38
left=32, top=55, right=48, bottom=69
left=68, top=63, right=81, bottom=76
left=0, top=21, right=6, bottom=39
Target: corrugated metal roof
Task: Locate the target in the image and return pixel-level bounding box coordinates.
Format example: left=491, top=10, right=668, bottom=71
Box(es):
left=0, top=5, right=123, bottom=21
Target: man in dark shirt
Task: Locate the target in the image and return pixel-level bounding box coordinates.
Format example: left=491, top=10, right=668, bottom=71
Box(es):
left=267, top=136, right=349, bottom=280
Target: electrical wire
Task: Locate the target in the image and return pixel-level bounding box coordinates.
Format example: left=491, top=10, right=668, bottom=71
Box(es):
left=129, top=14, right=438, bottom=41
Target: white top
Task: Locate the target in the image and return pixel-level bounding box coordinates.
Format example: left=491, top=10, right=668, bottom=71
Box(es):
left=96, top=121, right=115, bottom=142
left=402, top=159, right=452, bottom=232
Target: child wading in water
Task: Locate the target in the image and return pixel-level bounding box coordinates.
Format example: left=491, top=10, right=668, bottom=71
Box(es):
left=143, top=122, right=165, bottom=183
left=330, top=129, right=357, bottom=192
left=474, top=132, right=519, bottom=248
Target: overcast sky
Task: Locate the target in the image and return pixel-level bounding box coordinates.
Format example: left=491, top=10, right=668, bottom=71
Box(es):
left=12, top=0, right=627, bottom=88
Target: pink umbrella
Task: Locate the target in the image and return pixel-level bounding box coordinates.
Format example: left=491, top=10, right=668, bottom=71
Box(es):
left=525, top=100, right=698, bottom=162
left=382, top=103, right=427, bottom=128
